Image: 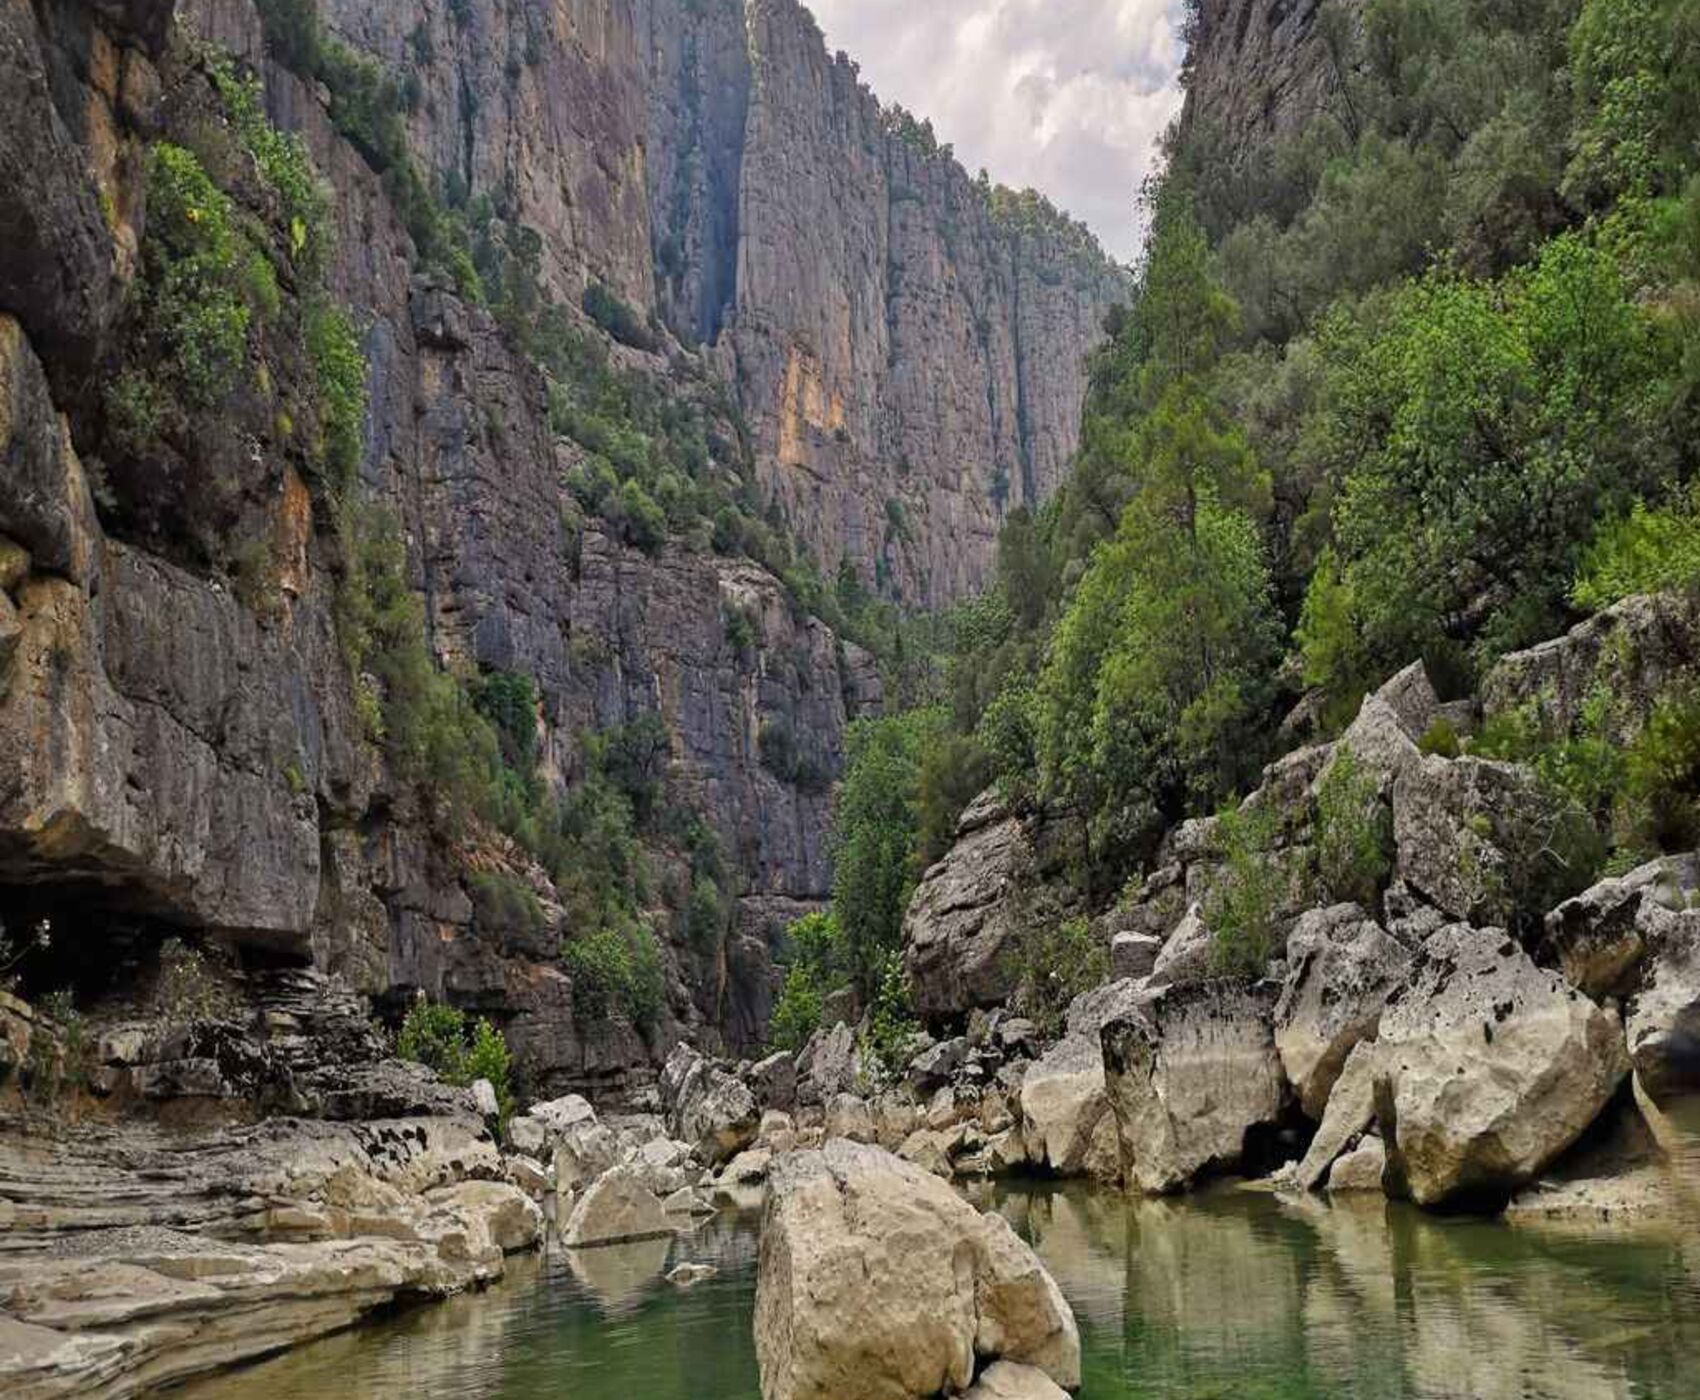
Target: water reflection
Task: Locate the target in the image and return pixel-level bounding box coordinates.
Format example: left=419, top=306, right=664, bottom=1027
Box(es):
left=183, top=1177, right=1700, bottom=1400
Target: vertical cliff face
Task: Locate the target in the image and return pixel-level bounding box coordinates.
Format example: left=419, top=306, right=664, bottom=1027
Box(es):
left=310, top=0, right=1129, bottom=607
left=0, top=0, right=1121, bottom=1093
left=1180, top=0, right=1345, bottom=154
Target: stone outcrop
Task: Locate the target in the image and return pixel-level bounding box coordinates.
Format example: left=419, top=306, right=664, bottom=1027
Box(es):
left=904, top=791, right=1082, bottom=1019
left=660, top=1044, right=759, bottom=1164
left=1275, top=904, right=1410, bottom=1118
left=1018, top=981, right=1144, bottom=1180
left=1180, top=0, right=1344, bottom=159
left=1625, top=908, right=1700, bottom=1102
left=1539, top=856, right=1700, bottom=1001
left=754, top=1140, right=1079, bottom=1400
left=1374, top=925, right=1629, bottom=1207
left=1100, top=982, right=1288, bottom=1195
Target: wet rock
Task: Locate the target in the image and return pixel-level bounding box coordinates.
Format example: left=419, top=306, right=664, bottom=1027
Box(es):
left=667, top=1262, right=718, bottom=1288
left=561, top=1165, right=672, bottom=1248
left=754, top=1141, right=1079, bottom=1400
left=1275, top=904, right=1410, bottom=1118
left=1101, top=982, right=1287, bottom=1195
left=1376, top=925, right=1629, bottom=1207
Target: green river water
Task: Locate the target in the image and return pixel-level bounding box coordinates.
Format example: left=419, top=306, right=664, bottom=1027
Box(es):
left=184, top=1178, right=1700, bottom=1399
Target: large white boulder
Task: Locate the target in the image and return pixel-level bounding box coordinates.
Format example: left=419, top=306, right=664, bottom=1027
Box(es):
left=560, top=1164, right=672, bottom=1248
left=1376, top=925, right=1629, bottom=1206
left=754, top=1140, right=1079, bottom=1400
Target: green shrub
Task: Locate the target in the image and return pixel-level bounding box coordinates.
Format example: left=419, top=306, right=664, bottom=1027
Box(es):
left=582, top=282, right=658, bottom=351
left=1310, top=747, right=1393, bottom=908
left=1418, top=717, right=1463, bottom=758
left=860, top=952, right=919, bottom=1077
left=1208, top=801, right=1287, bottom=978
left=468, top=871, right=546, bottom=942
left=1004, top=915, right=1110, bottom=1040
left=560, top=925, right=665, bottom=1028
left=1572, top=490, right=1700, bottom=612
left=469, top=671, right=539, bottom=771
left=306, top=297, right=367, bottom=487
left=396, top=999, right=517, bottom=1133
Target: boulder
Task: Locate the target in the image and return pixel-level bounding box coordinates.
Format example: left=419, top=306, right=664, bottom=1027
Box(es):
left=561, top=1165, right=672, bottom=1248
left=1289, top=1041, right=1379, bottom=1191
left=1375, top=925, right=1629, bottom=1207
left=965, top=1361, right=1071, bottom=1400
left=528, top=1093, right=597, bottom=1135
left=1110, top=931, right=1162, bottom=982
left=1148, top=907, right=1217, bottom=989
left=1017, top=981, right=1145, bottom=1180
left=902, top=790, right=1034, bottom=1018
left=1325, top=1136, right=1387, bottom=1194
left=1625, top=907, right=1700, bottom=1102
left=796, top=1022, right=860, bottom=1107
left=754, top=1140, right=1079, bottom=1400
left=758, top=1110, right=797, bottom=1152
left=749, top=1050, right=798, bottom=1110
left=506, top=1115, right=547, bottom=1159
left=721, top=1147, right=773, bottom=1185
left=908, top=1036, right=968, bottom=1094
left=1101, top=982, right=1287, bottom=1195
left=1274, top=904, right=1410, bottom=1118
left=470, top=1078, right=500, bottom=1119
left=825, top=1093, right=876, bottom=1144
left=1540, top=855, right=1700, bottom=1000
left=1392, top=756, right=1593, bottom=929
left=661, top=1044, right=759, bottom=1165
left=551, top=1121, right=619, bottom=1194
left=1323, top=662, right=1436, bottom=786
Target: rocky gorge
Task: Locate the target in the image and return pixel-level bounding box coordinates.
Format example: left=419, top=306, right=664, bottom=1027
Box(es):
left=3, top=0, right=1700, bottom=1395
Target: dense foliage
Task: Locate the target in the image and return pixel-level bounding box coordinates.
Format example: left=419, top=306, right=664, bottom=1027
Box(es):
left=396, top=999, right=516, bottom=1132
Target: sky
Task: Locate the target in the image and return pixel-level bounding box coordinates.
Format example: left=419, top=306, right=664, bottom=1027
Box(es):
left=805, top=0, right=1187, bottom=263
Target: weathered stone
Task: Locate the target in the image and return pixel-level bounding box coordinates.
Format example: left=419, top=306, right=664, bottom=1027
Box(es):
left=749, top=1050, right=798, bottom=1110
left=1325, top=1136, right=1387, bottom=1194
left=754, top=1141, right=1079, bottom=1400
left=908, top=1036, right=968, bottom=1093
left=1275, top=904, right=1410, bottom=1118
left=721, top=1147, right=773, bottom=1185
left=1626, top=908, right=1700, bottom=1103
left=1540, top=856, right=1700, bottom=1000
left=1111, top=931, right=1163, bottom=982
left=506, top=1116, right=547, bottom=1159
left=1148, top=907, right=1218, bottom=989
left=529, top=1094, right=597, bottom=1134
left=552, top=1122, right=620, bottom=1195
left=0, top=319, right=99, bottom=584
left=1101, top=981, right=1288, bottom=1195
left=1017, top=980, right=1146, bottom=1179
left=470, top=1078, right=500, bottom=1118
left=965, top=1360, right=1072, bottom=1400
left=796, top=1021, right=860, bottom=1106
left=561, top=1165, right=672, bottom=1248
left=1290, top=1040, right=1380, bottom=1191
left=825, top=1093, right=876, bottom=1144
left=661, top=1044, right=760, bottom=1165
left=667, top=1262, right=718, bottom=1288
left=1376, top=925, right=1630, bottom=1207
left=1392, top=755, right=1593, bottom=929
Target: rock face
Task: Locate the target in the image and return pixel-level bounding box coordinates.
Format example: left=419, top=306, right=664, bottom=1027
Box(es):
left=1181, top=0, right=1343, bottom=158
left=1275, top=904, right=1410, bottom=1118
left=310, top=0, right=1127, bottom=610
left=1626, top=908, right=1700, bottom=1102
left=1018, top=981, right=1144, bottom=1180
left=1374, top=925, right=1630, bottom=1207
left=661, top=1045, right=759, bottom=1164
left=904, top=791, right=1082, bottom=1019
left=1100, top=982, right=1288, bottom=1195
left=754, top=1140, right=1079, bottom=1400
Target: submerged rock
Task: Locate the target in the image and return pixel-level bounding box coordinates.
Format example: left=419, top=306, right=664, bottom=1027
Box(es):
left=1376, top=925, right=1629, bottom=1207
left=754, top=1140, right=1079, bottom=1400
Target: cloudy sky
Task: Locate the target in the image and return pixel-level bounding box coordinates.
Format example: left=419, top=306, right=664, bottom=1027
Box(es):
left=806, top=0, right=1187, bottom=263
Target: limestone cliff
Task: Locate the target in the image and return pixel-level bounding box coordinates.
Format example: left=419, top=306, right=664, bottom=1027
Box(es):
left=0, top=0, right=1117, bottom=1096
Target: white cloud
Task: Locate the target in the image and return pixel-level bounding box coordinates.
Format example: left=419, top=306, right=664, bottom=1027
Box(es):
left=805, top=0, right=1187, bottom=262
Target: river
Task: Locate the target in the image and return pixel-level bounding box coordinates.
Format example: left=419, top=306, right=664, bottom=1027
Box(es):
left=183, top=1178, right=1700, bottom=1399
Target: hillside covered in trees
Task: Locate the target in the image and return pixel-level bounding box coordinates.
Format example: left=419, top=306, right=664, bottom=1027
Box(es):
left=790, top=0, right=1700, bottom=1047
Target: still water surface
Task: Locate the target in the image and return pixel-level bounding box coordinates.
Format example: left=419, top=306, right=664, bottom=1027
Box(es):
left=186, top=1182, right=1700, bottom=1399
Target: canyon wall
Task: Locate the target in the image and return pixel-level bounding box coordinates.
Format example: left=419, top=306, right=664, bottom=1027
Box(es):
left=0, top=0, right=1121, bottom=1093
